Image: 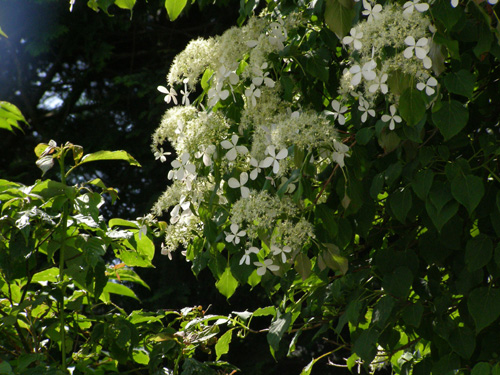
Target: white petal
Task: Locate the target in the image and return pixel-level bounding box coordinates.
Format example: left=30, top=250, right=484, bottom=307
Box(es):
left=415, top=2, right=429, bottom=11
left=228, top=177, right=240, bottom=188
left=236, top=145, right=249, bottom=155
left=404, top=47, right=414, bottom=59
left=260, top=157, right=274, bottom=168
left=226, top=148, right=237, bottom=161
left=241, top=186, right=250, bottom=198
left=276, top=148, right=288, bottom=159
left=416, top=82, right=425, bottom=91
left=381, top=114, right=391, bottom=122
left=351, top=73, right=362, bottom=86
left=415, top=47, right=428, bottom=60
left=221, top=140, right=233, bottom=150
left=240, top=172, right=249, bottom=185
left=219, top=90, right=230, bottom=101
left=157, top=85, right=168, bottom=93
left=404, top=36, right=416, bottom=47
left=427, top=77, right=438, bottom=86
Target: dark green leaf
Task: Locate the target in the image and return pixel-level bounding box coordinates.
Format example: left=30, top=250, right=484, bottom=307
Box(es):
left=450, top=326, right=475, bottom=359
left=353, top=328, right=378, bottom=363
left=468, top=287, right=500, bottom=333
left=412, top=169, right=434, bottom=201
left=465, top=234, right=493, bottom=272
left=389, top=187, right=412, bottom=223
left=451, top=174, right=484, bottom=215
left=444, top=70, right=475, bottom=98
left=432, top=100, right=469, bottom=141
left=324, top=0, right=355, bottom=39
left=356, top=127, right=374, bottom=145
left=402, top=302, right=423, bottom=327
left=267, top=312, right=291, bottom=356
left=382, top=266, right=413, bottom=299
left=399, top=88, right=426, bottom=126
left=472, top=363, right=492, bottom=375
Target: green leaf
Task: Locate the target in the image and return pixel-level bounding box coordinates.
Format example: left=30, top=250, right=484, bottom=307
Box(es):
left=468, top=287, right=500, bottom=333
left=402, top=302, right=423, bottom=327
left=450, top=326, right=475, bottom=359
left=0, top=26, right=7, bottom=38
left=465, top=234, right=493, bottom=272
left=324, top=0, right=355, bottom=39
left=412, top=169, right=434, bottom=201
left=353, top=328, right=378, bottom=363
left=356, top=127, right=374, bottom=145
left=215, top=329, right=233, bottom=360
left=215, top=267, right=238, bottom=299
left=114, top=0, right=136, bottom=9
left=432, top=100, right=469, bottom=141
left=382, top=266, right=413, bottom=299
left=80, top=150, right=141, bottom=167
left=372, top=296, right=395, bottom=328
left=120, top=232, right=155, bottom=267
left=472, top=363, right=492, bottom=375
left=431, top=0, right=461, bottom=30
left=294, top=253, right=312, bottom=281
left=389, top=187, right=412, bottom=223
left=165, top=0, right=188, bottom=21
left=102, top=282, right=139, bottom=301
left=444, top=70, right=475, bottom=98
left=426, top=200, right=458, bottom=232
left=300, top=359, right=315, bottom=375
left=267, top=312, right=291, bottom=357
left=451, top=174, right=484, bottom=215
left=31, top=267, right=59, bottom=284
left=399, top=88, right=426, bottom=126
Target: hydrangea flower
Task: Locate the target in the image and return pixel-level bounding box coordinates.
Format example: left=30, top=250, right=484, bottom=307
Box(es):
left=326, top=100, right=348, bottom=125
left=195, top=144, right=216, bottom=166
left=332, top=140, right=350, bottom=168
left=404, top=37, right=429, bottom=60
left=381, top=105, right=403, bottom=130
left=343, top=28, right=364, bottom=50
left=249, top=157, right=266, bottom=180
left=252, top=62, right=275, bottom=88
left=350, top=60, right=377, bottom=86
left=261, top=145, right=288, bottom=174
left=358, top=98, right=375, bottom=123
left=253, top=259, right=280, bottom=276
left=362, top=0, right=382, bottom=23
left=271, top=244, right=292, bottom=263
left=158, top=85, right=178, bottom=105
left=245, top=84, right=262, bottom=107
left=168, top=152, right=196, bottom=180
left=225, top=223, right=246, bottom=245
left=416, top=76, right=438, bottom=96
left=240, top=246, right=260, bottom=265
left=403, top=0, right=429, bottom=15
left=170, top=195, right=192, bottom=224
left=228, top=172, right=250, bottom=198
left=154, top=147, right=171, bottom=163
left=221, top=135, right=249, bottom=161
left=180, top=79, right=190, bottom=106
left=368, top=72, right=388, bottom=94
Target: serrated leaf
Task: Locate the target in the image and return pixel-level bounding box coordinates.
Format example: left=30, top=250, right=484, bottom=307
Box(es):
left=465, top=234, right=493, bottom=272
left=444, top=70, right=475, bottom=98
left=215, top=329, right=233, bottom=360
left=215, top=267, right=238, bottom=299
left=432, top=100, right=469, bottom=141
left=324, top=0, right=355, bottom=39
left=399, top=88, right=426, bottom=126
left=389, top=187, right=412, bottom=223
left=165, top=0, right=188, bottom=21
left=80, top=150, right=141, bottom=167
left=451, top=174, right=484, bottom=215
left=468, top=287, right=500, bottom=333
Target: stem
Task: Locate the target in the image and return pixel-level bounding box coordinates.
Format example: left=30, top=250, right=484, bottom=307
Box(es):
left=58, top=152, right=68, bottom=372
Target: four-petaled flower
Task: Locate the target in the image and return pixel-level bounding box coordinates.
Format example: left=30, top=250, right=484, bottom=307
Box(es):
left=362, top=0, right=382, bottom=22
left=195, top=144, right=216, bottom=166
left=154, top=147, right=171, bottom=163
left=416, top=76, right=438, bottom=96
left=253, top=259, right=280, bottom=276
left=326, top=100, right=348, bottom=125
left=180, top=79, right=190, bottom=106
left=404, top=36, right=429, bottom=60
left=158, top=85, right=178, bottom=105
left=368, top=72, right=388, bottom=94
left=381, top=105, right=403, bottom=130
left=358, top=98, right=375, bottom=123
left=170, top=195, right=192, bottom=224
left=261, top=145, right=288, bottom=174
left=245, top=84, right=261, bottom=107
left=332, top=139, right=350, bottom=168
left=221, top=135, right=249, bottom=161
left=168, top=152, right=196, bottom=181
left=343, top=28, right=364, bottom=50
left=208, top=81, right=230, bottom=107
left=249, top=157, right=267, bottom=180
left=252, top=62, right=275, bottom=88
left=228, top=172, right=250, bottom=198
left=225, top=223, right=246, bottom=245
left=240, top=246, right=260, bottom=265
left=403, top=0, right=429, bottom=15
left=350, top=60, right=377, bottom=86
left=272, top=245, right=292, bottom=263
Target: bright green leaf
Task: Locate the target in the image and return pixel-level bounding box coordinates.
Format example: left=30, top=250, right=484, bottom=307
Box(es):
left=0, top=26, right=7, bottom=38
left=102, top=282, right=139, bottom=301
left=468, top=287, right=500, bottom=333
left=215, top=329, right=233, bottom=360
left=114, top=0, right=136, bottom=9
left=432, top=100, right=469, bottom=141
left=80, top=150, right=141, bottom=167
left=215, top=267, right=238, bottom=299
left=165, top=0, right=188, bottom=21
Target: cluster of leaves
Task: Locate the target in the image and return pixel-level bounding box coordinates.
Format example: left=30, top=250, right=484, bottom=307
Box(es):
left=149, top=0, right=500, bottom=373
left=0, top=141, right=251, bottom=374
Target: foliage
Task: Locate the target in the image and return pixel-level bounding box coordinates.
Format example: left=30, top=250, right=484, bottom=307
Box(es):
left=148, top=0, right=500, bottom=373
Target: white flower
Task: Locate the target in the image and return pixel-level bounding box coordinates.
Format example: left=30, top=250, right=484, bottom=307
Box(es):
left=268, top=19, right=287, bottom=50
left=450, top=0, right=459, bottom=7
left=180, top=79, right=190, bottom=106
left=343, top=28, right=364, bottom=50
left=350, top=60, right=377, bottom=86
left=253, top=259, right=280, bottom=276
left=228, top=172, right=250, bottom=198
left=271, top=245, right=292, bottom=263
left=488, top=0, right=498, bottom=4
left=245, top=84, right=261, bottom=107
left=249, top=157, right=267, bottom=180
left=416, top=76, right=438, bottom=96
left=221, top=135, right=249, bottom=161
left=195, top=144, right=216, bottom=166
left=170, top=195, right=192, bottom=224
left=362, top=0, right=382, bottom=22
left=332, top=139, right=350, bottom=168
left=154, top=148, right=171, bottom=163
left=261, top=145, right=288, bottom=174
left=240, top=246, right=259, bottom=265
left=169, top=152, right=196, bottom=180
left=381, top=105, right=403, bottom=131
left=325, top=100, right=348, bottom=125
left=278, top=176, right=296, bottom=194
left=404, top=37, right=429, bottom=60
left=368, top=73, right=388, bottom=94
left=208, top=82, right=229, bottom=107
left=157, top=85, right=178, bottom=105
left=69, top=0, right=75, bottom=12
left=358, top=99, right=375, bottom=123
left=225, top=223, right=246, bottom=245
left=252, top=62, right=275, bottom=88
left=403, top=0, right=429, bottom=14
